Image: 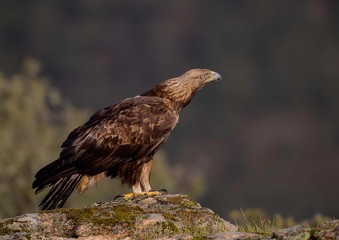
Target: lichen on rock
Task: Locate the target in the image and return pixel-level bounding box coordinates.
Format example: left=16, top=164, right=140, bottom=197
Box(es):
left=1, top=194, right=338, bottom=239
left=0, top=194, right=237, bottom=239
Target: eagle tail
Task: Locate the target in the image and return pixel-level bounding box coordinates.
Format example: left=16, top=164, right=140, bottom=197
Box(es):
left=32, top=157, right=79, bottom=193
left=38, top=174, right=82, bottom=210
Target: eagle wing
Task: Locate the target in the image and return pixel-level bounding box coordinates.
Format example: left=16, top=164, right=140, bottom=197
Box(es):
left=33, top=96, right=178, bottom=191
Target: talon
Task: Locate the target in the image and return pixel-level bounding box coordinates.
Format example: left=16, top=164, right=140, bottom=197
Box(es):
left=123, top=192, right=136, bottom=200
left=114, top=189, right=167, bottom=201
left=158, top=189, right=168, bottom=194
left=114, top=193, right=126, bottom=201
left=149, top=189, right=167, bottom=195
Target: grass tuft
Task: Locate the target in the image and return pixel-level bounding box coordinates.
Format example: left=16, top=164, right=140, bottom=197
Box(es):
left=234, top=209, right=278, bottom=236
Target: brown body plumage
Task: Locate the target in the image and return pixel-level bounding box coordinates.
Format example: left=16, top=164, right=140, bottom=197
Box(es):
left=32, top=69, right=221, bottom=210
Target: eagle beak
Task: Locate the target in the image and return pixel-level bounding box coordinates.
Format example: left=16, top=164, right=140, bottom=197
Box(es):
left=212, top=71, right=222, bottom=81
left=206, top=71, right=221, bottom=83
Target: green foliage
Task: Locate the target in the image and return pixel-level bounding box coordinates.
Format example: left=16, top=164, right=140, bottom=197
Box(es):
left=0, top=58, right=88, bottom=217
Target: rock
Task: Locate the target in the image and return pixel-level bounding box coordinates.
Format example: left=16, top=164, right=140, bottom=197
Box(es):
left=0, top=194, right=237, bottom=239
left=1, top=194, right=338, bottom=239
left=313, top=220, right=339, bottom=240
left=271, top=221, right=339, bottom=240
left=272, top=225, right=312, bottom=239
left=208, top=231, right=261, bottom=240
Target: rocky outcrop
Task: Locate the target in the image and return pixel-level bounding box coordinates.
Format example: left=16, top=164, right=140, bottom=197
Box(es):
left=0, top=194, right=237, bottom=239
left=1, top=194, right=338, bottom=239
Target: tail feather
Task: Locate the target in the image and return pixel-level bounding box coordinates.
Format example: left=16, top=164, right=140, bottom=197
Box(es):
left=39, top=174, right=82, bottom=210
left=32, top=158, right=78, bottom=194
left=33, top=166, right=78, bottom=194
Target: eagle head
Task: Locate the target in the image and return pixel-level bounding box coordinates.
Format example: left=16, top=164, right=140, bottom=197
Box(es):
left=142, top=68, right=221, bottom=111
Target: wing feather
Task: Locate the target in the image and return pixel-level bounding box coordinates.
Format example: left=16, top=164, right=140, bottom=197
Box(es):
left=34, top=96, right=178, bottom=187
left=71, top=97, right=178, bottom=174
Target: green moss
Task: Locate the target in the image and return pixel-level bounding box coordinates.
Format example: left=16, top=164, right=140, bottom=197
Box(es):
left=50, top=208, right=92, bottom=225
left=51, top=204, right=145, bottom=227
left=113, top=205, right=144, bottom=222
left=0, top=195, right=238, bottom=239
left=158, top=207, right=225, bottom=238
left=163, top=220, right=181, bottom=234
left=171, top=208, right=227, bottom=237
left=157, top=195, right=200, bottom=209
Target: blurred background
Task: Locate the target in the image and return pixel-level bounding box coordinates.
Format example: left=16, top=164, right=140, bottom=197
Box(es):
left=1, top=0, right=339, bottom=225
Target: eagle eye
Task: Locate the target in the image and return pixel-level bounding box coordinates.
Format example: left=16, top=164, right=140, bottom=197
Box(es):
left=199, top=73, right=210, bottom=80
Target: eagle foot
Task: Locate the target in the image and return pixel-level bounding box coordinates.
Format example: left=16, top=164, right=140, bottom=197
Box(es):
left=114, top=189, right=167, bottom=201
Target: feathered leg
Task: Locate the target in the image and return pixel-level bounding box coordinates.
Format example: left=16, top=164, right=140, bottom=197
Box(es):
left=115, top=160, right=166, bottom=200
left=140, top=160, right=152, bottom=192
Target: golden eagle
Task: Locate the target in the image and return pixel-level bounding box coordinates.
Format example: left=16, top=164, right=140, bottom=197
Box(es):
left=32, top=69, right=221, bottom=210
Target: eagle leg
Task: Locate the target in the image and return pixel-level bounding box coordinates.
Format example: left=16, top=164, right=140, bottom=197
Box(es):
left=140, top=160, right=152, bottom=192
left=114, top=161, right=167, bottom=201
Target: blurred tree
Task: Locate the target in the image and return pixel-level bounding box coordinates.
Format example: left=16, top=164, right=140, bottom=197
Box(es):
left=0, top=58, right=88, bottom=217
